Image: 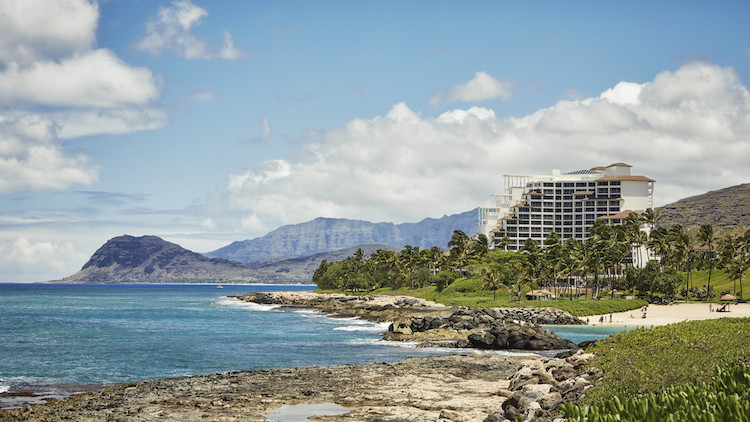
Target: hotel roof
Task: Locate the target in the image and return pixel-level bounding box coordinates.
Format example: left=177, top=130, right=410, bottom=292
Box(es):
left=598, top=210, right=638, bottom=220
left=597, top=175, right=655, bottom=182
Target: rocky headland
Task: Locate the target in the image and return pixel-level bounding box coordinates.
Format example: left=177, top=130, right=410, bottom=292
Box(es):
left=239, top=291, right=583, bottom=351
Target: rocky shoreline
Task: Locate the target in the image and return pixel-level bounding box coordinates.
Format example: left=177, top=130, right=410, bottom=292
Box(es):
left=0, top=351, right=599, bottom=422
left=1, top=292, right=598, bottom=421
left=240, top=291, right=584, bottom=351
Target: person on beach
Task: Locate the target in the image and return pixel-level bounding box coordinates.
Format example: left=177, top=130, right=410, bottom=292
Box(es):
left=609, top=314, right=612, bottom=323
left=709, top=304, right=713, bottom=312
left=599, top=316, right=604, bottom=324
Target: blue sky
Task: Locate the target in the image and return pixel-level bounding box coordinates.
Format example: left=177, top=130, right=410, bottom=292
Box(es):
left=1, top=0, right=749, bottom=281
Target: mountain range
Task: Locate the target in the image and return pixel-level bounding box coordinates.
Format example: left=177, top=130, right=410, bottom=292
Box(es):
left=61, top=209, right=477, bottom=284
left=60, top=183, right=750, bottom=284
left=204, top=209, right=478, bottom=266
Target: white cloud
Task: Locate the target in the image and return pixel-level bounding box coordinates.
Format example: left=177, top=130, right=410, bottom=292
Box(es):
left=227, top=62, right=750, bottom=233
left=0, top=115, right=98, bottom=193
left=0, top=237, right=88, bottom=281
left=0, top=49, right=161, bottom=108
left=218, top=30, right=243, bottom=60
left=52, top=108, right=168, bottom=139
left=134, top=0, right=244, bottom=60
left=0, top=0, right=165, bottom=193
left=0, top=0, right=98, bottom=65
left=430, top=71, right=517, bottom=106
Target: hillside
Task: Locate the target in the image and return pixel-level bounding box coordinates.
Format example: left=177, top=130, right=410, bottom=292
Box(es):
left=206, top=209, right=478, bottom=265
left=61, top=235, right=265, bottom=284
left=657, top=183, right=750, bottom=236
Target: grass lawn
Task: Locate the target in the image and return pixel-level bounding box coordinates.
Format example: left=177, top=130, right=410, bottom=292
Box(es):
left=319, top=278, right=647, bottom=317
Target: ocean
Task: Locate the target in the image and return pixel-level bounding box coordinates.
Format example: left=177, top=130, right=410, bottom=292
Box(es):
left=0, top=283, right=620, bottom=409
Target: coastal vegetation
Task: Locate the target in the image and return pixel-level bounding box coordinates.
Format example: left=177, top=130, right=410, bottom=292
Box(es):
left=314, top=210, right=750, bottom=314
left=563, top=363, right=750, bottom=422
left=563, top=318, right=750, bottom=421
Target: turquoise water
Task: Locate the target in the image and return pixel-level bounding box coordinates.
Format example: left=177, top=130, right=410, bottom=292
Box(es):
left=0, top=284, right=448, bottom=393
left=0, top=283, right=623, bottom=408
left=544, top=324, right=631, bottom=345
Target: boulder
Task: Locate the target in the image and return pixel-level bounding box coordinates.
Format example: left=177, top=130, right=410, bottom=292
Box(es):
left=538, top=392, right=564, bottom=410
left=468, top=324, right=576, bottom=351
left=482, top=411, right=505, bottom=422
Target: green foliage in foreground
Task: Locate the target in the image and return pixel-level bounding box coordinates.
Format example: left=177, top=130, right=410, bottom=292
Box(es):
left=563, top=363, right=750, bottom=422
left=583, top=318, right=750, bottom=403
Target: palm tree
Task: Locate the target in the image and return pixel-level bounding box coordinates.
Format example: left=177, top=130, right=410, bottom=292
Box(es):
left=399, top=245, right=420, bottom=288
left=647, top=227, right=671, bottom=270
left=696, top=224, right=715, bottom=301
left=448, top=230, right=470, bottom=274
left=641, top=207, right=662, bottom=232
left=520, top=238, right=543, bottom=292
left=718, top=235, right=738, bottom=294
left=543, top=231, right=562, bottom=296
left=498, top=235, right=511, bottom=251
left=481, top=268, right=501, bottom=301
left=422, top=246, right=444, bottom=275
left=737, top=230, right=750, bottom=300
left=469, top=234, right=490, bottom=260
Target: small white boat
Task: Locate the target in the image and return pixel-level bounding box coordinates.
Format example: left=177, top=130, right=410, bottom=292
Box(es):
left=217, top=285, right=224, bottom=289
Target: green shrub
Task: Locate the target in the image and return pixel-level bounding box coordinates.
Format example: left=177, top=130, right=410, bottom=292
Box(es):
left=442, top=277, right=482, bottom=293
left=563, top=363, right=750, bottom=422
left=583, top=318, right=750, bottom=403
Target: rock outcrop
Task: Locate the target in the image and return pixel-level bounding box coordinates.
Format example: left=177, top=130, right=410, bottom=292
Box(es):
left=387, top=308, right=580, bottom=351
left=466, top=325, right=576, bottom=351
left=241, top=292, right=584, bottom=351
left=485, top=349, right=602, bottom=422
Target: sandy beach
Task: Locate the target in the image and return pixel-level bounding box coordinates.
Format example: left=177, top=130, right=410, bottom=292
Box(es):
left=587, top=302, right=750, bottom=328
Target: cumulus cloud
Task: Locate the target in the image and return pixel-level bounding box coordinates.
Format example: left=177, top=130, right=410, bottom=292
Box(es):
left=0, top=115, right=98, bottom=193
left=0, top=49, right=160, bottom=108
left=0, top=237, right=88, bottom=281
left=0, top=0, right=98, bottom=65
left=430, top=71, right=517, bottom=106
left=0, top=0, right=164, bottom=193
left=227, top=62, right=750, bottom=234
left=134, top=0, right=244, bottom=60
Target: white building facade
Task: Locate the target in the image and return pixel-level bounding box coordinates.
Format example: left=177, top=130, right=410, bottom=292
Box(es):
left=478, top=163, right=655, bottom=251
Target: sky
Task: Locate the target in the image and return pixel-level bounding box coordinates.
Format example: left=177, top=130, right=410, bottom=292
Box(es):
left=1, top=0, right=749, bottom=282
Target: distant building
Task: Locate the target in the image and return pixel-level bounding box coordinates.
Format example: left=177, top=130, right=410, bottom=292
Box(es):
left=478, top=163, right=655, bottom=251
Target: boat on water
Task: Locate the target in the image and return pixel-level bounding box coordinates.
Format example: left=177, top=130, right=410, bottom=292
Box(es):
left=217, top=285, right=223, bottom=289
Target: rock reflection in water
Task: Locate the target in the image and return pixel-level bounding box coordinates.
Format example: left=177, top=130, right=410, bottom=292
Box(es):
left=263, top=402, right=350, bottom=421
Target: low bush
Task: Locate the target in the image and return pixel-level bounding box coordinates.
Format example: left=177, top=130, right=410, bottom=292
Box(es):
left=563, top=363, right=750, bottom=422
left=582, top=318, right=750, bottom=403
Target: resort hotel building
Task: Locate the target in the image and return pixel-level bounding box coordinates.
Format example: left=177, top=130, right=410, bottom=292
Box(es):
left=478, top=163, right=655, bottom=251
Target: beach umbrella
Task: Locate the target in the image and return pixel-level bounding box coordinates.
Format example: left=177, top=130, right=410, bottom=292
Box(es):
left=721, top=294, right=737, bottom=302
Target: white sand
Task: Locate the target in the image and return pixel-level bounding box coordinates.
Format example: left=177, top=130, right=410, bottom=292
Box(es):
left=586, top=302, right=750, bottom=328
